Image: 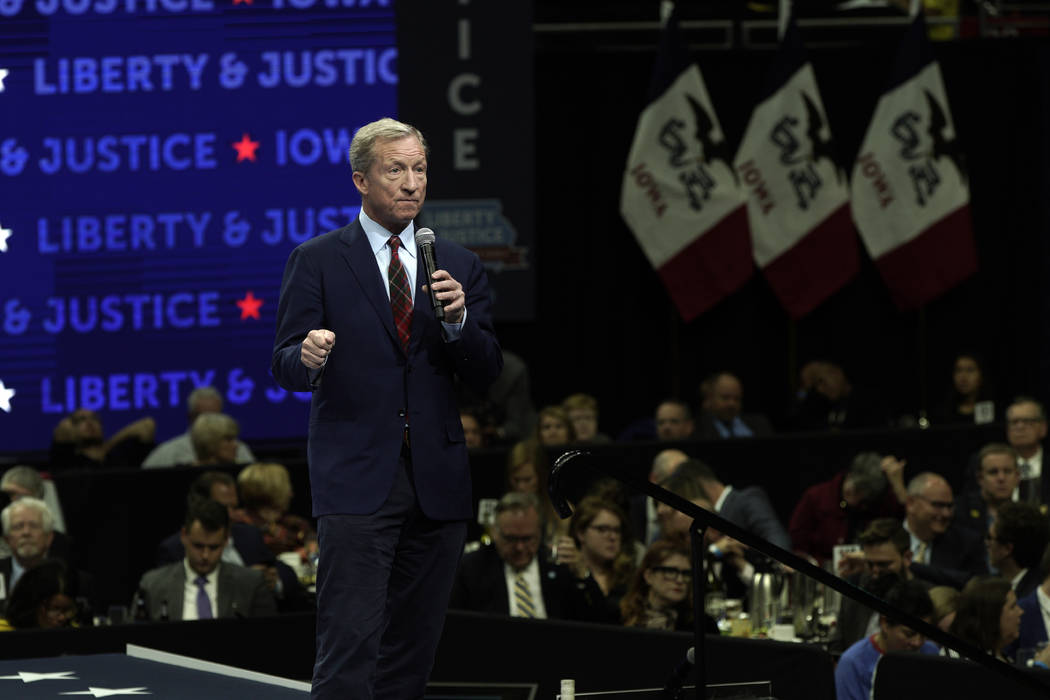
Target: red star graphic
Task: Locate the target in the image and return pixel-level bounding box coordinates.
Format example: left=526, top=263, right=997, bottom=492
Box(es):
left=236, top=291, right=263, bottom=320
left=232, top=133, right=260, bottom=162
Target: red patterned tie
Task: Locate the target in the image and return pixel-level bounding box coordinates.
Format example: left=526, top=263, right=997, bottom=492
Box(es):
left=387, top=236, right=412, bottom=352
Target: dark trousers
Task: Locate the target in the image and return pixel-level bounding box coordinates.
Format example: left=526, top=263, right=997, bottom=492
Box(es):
left=312, top=454, right=467, bottom=700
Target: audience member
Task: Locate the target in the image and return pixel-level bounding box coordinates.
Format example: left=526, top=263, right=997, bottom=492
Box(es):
left=155, top=472, right=312, bottom=614
left=562, top=393, right=610, bottom=443
left=0, top=559, right=80, bottom=630
left=448, top=492, right=603, bottom=621
left=0, top=498, right=93, bottom=616
left=49, top=408, right=155, bottom=470
left=459, top=410, right=484, bottom=450
left=1, top=498, right=60, bottom=598
left=905, top=473, right=987, bottom=588
left=136, top=499, right=277, bottom=620
left=235, top=463, right=316, bottom=557
left=832, top=518, right=923, bottom=654
left=1006, top=397, right=1048, bottom=504
left=1016, top=547, right=1050, bottom=650
left=142, top=387, right=255, bottom=468
left=669, top=459, right=791, bottom=551
left=834, top=579, right=938, bottom=700
left=536, top=405, right=574, bottom=447
left=956, top=444, right=1021, bottom=538
left=947, top=576, right=1025, bottom=662
left=985, top=501, right=1048, bottom=598
left=790, top=361, right=886, bottom=431
left=456, top=349, right=536, bottom=446
left=621, top=539, right=700, bottom=631
left=190, top=413, right=241, bottom=465
left=630, top=449, right=689, bottom=546
left=505, top=439, right=563, bottom=546
left=933, top=353, right=996, bottom=425
left=655, top=400, right=694, bottom=441
left=563, top=497, right=634, bottom=623
left=695, top=372, right=773, bottom=439
left=1, top=466, right=72, bottom=562
left=790, top=452, right=905, bottom=564
left=928, top=585, right=959, bottom=632
left=657, top=473, right=749, bottom=602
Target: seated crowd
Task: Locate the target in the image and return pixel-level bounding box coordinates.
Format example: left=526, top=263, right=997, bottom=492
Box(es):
left=7, top=356, right=1050, bottom=700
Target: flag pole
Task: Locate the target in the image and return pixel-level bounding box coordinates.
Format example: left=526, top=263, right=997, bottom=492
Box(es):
left=917, top=305, right=930, bottom=428
left=778, top=0, right=791, bottom=40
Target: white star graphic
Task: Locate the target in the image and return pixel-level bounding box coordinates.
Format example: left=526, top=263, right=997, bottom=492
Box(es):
left=61, top=688, right=151, bottom=698
left=0, top=671, right=78, bottom=683
left=0, top=67, right=8, bottom=92
left=0, top=380, right=13, bottom=413
left=0, top=223, right=11, bottom=252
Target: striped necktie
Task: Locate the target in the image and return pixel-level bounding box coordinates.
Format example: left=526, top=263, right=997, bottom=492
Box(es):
left=387, top=236, right=412, bottom=352
left=513, top=573, right=536, bottom=618
left=195, top=576, right=213, bottom=619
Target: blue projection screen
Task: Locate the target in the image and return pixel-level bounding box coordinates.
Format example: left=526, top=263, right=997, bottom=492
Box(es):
left=0, top=0, right=397, bottom=451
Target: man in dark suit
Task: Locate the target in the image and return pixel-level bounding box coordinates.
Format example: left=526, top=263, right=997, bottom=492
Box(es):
left=904, top=472, right=987, bottom=589
left=136, top=499, right=276, bottom=621
left=956, top=443, right=1021, bottom=538
left=449, top=492, right=601, bottom=620
left=155, top=472, right=312, bottom=613
left=271, top=117, right=502, bottom=700
left=986, top=501, right=1048, bottom=599
left=665, top=459, right=791, bottom=551
left=695, top=372, right=773, bottom=439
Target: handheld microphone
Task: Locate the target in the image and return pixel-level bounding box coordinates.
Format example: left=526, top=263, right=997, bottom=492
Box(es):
left=414, top=227, right=444, bottom=321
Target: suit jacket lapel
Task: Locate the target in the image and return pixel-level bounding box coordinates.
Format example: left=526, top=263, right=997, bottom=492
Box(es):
left=168, top=564, right=186, bottom=621
left=217, top=565, right=232, bottom=618
left=339, top=222, right=400, bottom=350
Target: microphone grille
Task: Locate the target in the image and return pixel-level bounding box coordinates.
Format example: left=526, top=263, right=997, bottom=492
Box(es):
left=415, top=228, right=435, bottom=245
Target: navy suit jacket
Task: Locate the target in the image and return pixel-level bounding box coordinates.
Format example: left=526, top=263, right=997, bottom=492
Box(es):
left=272, top=219, right=502, bottom=520
left=1018, top=589, right=1049, bottom=649
left=720, top=486, right=792, bottom=551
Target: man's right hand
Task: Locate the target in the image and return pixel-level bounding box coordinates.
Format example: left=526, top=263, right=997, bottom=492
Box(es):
left=301, top=329, right=335, bottom=369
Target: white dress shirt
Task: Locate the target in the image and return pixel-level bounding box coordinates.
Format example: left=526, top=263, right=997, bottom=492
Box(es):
left=359, top=210, right=465, bottom=339
left=182, top=560, right=219, bottom=621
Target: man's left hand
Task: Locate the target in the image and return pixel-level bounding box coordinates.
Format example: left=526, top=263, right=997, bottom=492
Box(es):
left=423, top=270, right=465, bottom=324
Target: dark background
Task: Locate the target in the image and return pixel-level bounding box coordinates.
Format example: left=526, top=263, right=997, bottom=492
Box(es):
left=495, top=6, right=1050, bottom=437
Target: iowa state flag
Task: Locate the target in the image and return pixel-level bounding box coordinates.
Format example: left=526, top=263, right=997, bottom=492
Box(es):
left=620, top=5, right=751, bottom=321
left=851, top=14, right=976, bottom=310
left=733, top=18, right=858, bottom=319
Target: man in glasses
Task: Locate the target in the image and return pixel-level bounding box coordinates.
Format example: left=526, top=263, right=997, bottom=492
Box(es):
left=904, top=472, right=987, bottom=588
left=449, top=492, right=601, bottom=621
left=1005, top=397, right=1048, bottom=504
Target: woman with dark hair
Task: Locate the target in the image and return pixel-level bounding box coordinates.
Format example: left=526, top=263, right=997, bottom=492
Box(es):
left=0, top=559, right=79, bottom=630
left=948, top=576, right=1022, bottom=661
left=565, top=497, right=635, bottom=622
left=935, top=353, right=996, bottom=425
left=620, top=539, right=696, bottom=630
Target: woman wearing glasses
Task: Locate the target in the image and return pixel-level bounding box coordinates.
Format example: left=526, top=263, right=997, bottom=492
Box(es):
left=559, top=497, right=635, bottom=623
left=620, top=539, right=696, bottom=630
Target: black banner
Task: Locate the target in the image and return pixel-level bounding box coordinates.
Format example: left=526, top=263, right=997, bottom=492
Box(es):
left=396, top=0, right=535, bottom=321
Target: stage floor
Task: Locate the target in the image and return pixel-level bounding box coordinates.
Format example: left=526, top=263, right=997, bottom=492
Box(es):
left=0, top=645, right=310, bottom=699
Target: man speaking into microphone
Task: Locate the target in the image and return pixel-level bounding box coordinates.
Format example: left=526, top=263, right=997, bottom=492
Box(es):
left=271, top=117, right=503, bottom=699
